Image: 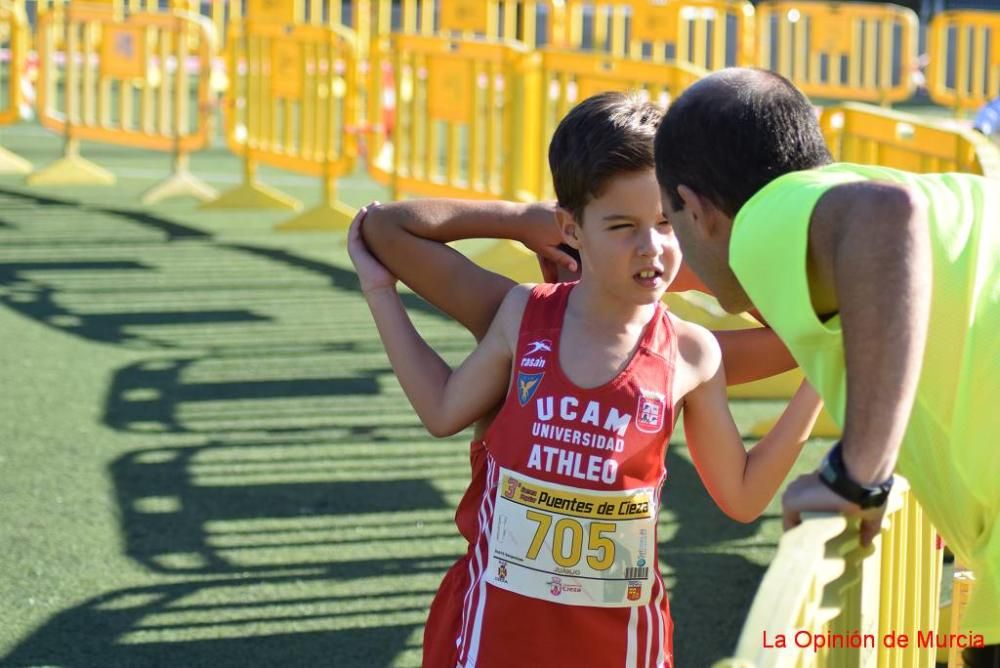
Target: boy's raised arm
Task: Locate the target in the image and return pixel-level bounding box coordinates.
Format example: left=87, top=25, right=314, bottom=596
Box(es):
left=349, top=213, right=523, bottom=438
left=676, top=322, right=823, bottom=522
left=363, top=200, right=573, bottom=341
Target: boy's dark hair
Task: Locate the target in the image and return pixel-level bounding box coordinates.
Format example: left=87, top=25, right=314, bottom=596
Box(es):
left=549, top=91, right=663, bottom=223
left=654, top=68, right=832, bottom=219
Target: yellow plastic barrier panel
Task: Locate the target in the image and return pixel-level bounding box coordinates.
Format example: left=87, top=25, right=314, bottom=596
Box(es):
left=555, top=0, right=755, bottom=70
left=531, top=52, right=707, bottom=201
left=207, top=20, right=359, bottom=232
left=820, top=102, right=1000, bottom=177
left=365, top=1, right=546, bottom=188
left=714, top=478, right=943, bottom=668
left=29, top=3, right=217, bottom=203
left=756, top=1, right=918, bottom=104
left=387, top=34, right=532, bottom=202
left=928, top=10, right=1000, bottom=114
left=0, top=0, right=31, bottom=173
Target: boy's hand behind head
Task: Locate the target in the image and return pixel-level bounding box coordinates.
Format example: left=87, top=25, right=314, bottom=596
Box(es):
left=518, top=202, right=579, bottom=278
left=347, top=203, right=398, bottom=295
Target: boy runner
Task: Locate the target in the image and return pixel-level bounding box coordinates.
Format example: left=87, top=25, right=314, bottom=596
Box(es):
left=349, top=93, right=823, bottom=667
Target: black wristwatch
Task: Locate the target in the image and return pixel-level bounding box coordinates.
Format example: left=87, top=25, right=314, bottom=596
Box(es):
left=817, top=441, right=894, bottom=509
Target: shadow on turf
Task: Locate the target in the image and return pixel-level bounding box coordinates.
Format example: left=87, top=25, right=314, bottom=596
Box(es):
left=1, top=443, right=768, bottom=667
left=661, top=447, right=769, bottom=663
left=0, top=186, right=446, bottom=350
left=0, top=572, right=436, bottom=668
left=104, top=357, right=389, bottom=433
left=109, top=439, right=462, bottom=575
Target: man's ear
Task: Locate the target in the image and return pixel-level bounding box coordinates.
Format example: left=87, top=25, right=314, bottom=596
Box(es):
left=677, top=185, right=729, bottom=239
left=676, top=185, right=708, bottom=233
left=555, top=207, right=581, bottom=250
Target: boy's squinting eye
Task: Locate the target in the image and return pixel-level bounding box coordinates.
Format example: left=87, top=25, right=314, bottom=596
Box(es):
left=658, top=219, right=671, bottom=226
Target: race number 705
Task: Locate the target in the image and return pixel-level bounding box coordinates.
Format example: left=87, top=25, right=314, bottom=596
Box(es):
left=524, top=510, right=616, bottom=571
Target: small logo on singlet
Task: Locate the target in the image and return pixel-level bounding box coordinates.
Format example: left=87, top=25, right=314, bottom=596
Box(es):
left=627, top=581, right=643, bottom=601
left=517, top=371, right=544, bottom=406
left=496, top=561, right=508, bottom=583
left=636, top=389, right=666, bottom=434
left=525, top=340, right=552, bottom=355
left=520, top=339, right=552, bottom=369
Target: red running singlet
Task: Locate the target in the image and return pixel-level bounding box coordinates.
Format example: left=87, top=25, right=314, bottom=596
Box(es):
left=423, top=283, right=678, bottom=668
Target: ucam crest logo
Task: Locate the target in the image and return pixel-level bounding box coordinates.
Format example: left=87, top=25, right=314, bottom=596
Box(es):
left=517, top=371, right=544, bottom=406
left=635, top=389, right=666, bottom=434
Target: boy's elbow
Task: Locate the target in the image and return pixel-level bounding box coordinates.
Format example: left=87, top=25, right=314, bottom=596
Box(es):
left=719, top=498, right=762, bottom=524
left=361, top=205, right=401, bottom=252
left=724, top=508, right=759, bottom=524
left=423, top=416, right=462, bottom=439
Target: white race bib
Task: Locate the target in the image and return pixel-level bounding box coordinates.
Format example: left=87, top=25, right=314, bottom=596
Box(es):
left=485, top=468, right=656, bottom=607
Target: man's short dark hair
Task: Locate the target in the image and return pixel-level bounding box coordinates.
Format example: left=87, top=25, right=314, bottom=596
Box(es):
left=654, top=68, right=832, bottom=218
left=549, top=91, right=663, bottom=223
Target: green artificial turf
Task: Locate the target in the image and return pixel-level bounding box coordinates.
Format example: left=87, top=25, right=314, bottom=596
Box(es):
left=0, top=118, right=829, bottom=667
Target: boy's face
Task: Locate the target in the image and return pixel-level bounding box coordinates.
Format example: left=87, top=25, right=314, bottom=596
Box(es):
left=560, top=169, right=681, bottom=305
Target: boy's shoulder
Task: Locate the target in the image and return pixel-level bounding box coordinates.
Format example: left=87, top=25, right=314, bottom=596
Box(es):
left=667, top=311, right=722, bottom=387
left=491, top=283, right=537, bottom=348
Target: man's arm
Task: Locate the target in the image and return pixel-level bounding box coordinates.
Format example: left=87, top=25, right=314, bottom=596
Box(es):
left=807, top=182, right=931, bottom=484
left=363, top=200, right=569, bottom=341
left=714, top=327, right=797, bottom=385
left=782, top=182, right=931, bottom=546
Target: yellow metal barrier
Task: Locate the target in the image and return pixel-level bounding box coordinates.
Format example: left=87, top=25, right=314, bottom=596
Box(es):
left=756, top=1, right=918, bottom=104
left=714, top=478, right=943, bottom=668
left=29, top=3, right=217, bottom=204
left=365, top=1, right=543, bottom=188
left=927, top=10, right=1000, bottom=114
left=820, top=102, right=1000, bottom=177
left=531, top=52, right=707, bottom=201
left=206, top=19, right=359, bottom=231
left=555, top=0, right=755, bottom=70
left=0, top=0, right=30, bottom=173
left=387, top=33, right=531, bottom=201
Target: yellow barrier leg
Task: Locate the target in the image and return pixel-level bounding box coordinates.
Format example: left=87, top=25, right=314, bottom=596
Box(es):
left=200, top=159, right=301, bottom=211
left=141, top=152, right=218, bottom=205
left=947, top=568, right=975, bottom=668
left=0, top=145, right=32, bottom=174
left=27, top=138, right=115, bottom=186
left=275, top=173, right=355, bottom=233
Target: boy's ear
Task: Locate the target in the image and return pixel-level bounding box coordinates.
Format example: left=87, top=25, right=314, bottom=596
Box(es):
left=555, top=206, right=582, bottom=250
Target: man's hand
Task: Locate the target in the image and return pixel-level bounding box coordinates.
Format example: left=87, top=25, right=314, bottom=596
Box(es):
left=782, top=472, right=888, bottom=547
left=347, top=203, right=397, bottom=295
